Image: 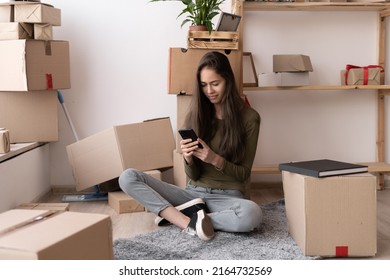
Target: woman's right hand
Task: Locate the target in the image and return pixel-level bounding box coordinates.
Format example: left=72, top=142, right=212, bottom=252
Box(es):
left=180, top=138, right=200, bottom=164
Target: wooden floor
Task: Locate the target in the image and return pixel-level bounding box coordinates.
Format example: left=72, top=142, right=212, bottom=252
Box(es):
left=42, top=183, right=390, bottom=260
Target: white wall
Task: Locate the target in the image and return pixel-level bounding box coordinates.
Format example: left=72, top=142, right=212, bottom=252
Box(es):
left=0, top=145, right=50, bottom=212
left=47, top=0, right=390, bottom=186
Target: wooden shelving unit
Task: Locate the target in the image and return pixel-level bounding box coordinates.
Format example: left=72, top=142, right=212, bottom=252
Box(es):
left=232, top=1, right=390, bottom=188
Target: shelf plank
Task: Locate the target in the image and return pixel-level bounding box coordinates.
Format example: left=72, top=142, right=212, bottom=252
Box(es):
left=0, top=142, right=42, bottom=163
left=244, top=2, right=390, bottom=12
left=251, top=162, right=390, bottom=174
left=244, top=85, right=390, bottom=91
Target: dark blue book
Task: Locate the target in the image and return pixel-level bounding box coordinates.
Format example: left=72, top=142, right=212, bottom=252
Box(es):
left=279, top=159, right=368, bottom=178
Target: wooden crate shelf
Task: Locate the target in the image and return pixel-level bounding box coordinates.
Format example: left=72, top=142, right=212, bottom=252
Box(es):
left=187, top=31, right=239, bottom=50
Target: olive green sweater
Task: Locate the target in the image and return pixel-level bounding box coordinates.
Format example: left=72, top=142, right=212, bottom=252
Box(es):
left=184, top=106, right=260, bottom=193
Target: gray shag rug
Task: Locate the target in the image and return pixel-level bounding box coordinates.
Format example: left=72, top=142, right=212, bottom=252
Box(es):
left=113, top=199, right=319, bottom=260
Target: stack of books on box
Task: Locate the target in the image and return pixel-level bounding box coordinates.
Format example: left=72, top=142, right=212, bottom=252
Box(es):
left=0, top=1, right=71, bottom=145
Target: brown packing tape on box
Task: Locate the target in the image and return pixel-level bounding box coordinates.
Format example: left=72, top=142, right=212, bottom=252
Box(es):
left=0, top=128, right=10, bottom=154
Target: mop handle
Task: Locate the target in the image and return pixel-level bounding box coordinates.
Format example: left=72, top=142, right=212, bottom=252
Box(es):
left=57, top=90, right=80, bottom=142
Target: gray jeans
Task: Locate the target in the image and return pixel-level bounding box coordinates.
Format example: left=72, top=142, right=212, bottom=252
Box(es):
left=118, top=168, right=263, bottom=232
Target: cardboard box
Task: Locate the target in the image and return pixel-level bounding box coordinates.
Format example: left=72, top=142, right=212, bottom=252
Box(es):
left=258, top=72, right=310, bottom=86
left=0, top=209, right=113, bottom=260
left=0, top=128, right=10, bottom=154
left=67, top=118, right=175, bottom=191
left=0, top=5, right=13, bottom=22
left=0, top=39, right=70, bottom=91
left=0, top=91, right=58, bottom=143
left=108, top=170, right=162, bottom=214
left=14, top=3, right=61, bottom=26
left=273, top=54, right=313, bottom=72
left=0, top=22, right=33, bottom=40
left=341, top=68, right=381, bottom=85
left=16, top=203, right=69, bottom=212
left=168, top=48, right=242, bottom=95
left=108, top=192, right=145, bottom=214
left=282, top=171, right=377, bottom=257
left=34, top=23, right=53, bottom=40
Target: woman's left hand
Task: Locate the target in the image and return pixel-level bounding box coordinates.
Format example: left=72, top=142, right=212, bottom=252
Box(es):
left=193, top=139, right=224, bottom=169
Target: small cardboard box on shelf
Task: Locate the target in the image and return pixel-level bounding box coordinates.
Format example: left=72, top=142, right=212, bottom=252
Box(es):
left=341, top=65, right=383, bottom=85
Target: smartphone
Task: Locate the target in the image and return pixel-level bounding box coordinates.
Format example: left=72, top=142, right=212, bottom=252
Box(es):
left=178, top=129, right=203, bottom=148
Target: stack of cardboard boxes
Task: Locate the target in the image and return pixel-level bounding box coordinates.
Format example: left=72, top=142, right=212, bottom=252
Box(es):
left=0, top=0, right=70, bottom=143
left=258, top=54, right=313, bottom=87
left=0, top=1, right=115, bottom=260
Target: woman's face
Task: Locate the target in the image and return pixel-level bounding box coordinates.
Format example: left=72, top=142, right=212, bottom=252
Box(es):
left=200, top=67, right=226, bottom=105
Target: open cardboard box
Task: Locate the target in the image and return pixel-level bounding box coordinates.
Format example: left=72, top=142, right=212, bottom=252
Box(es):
left=0, top=209, right=113, bottom=260
left=67, top=117, right=175, bottom=191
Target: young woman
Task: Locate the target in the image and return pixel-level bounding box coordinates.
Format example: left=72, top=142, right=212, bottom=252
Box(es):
left=119, top=51, right=262, bottom=241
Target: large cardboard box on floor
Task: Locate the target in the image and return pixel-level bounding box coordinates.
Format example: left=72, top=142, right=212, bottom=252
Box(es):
left=168, top=48, right=242, bottom=95
left=67, top=118, right=175, bottom=191
left=0, top=39, right=70, bottom=91
left=282, top=171, right=377, bottom=257
left=0, top=91, right=58, bottom=143
left=0, top=209, right=113, bottom=260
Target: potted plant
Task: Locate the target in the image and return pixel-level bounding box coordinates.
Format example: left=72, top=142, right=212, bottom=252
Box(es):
left=150, top=0, right=225, bottom=33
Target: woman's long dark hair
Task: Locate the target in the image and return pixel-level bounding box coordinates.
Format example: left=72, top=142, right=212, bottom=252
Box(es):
left=185, top=51, right=246, bottom=164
